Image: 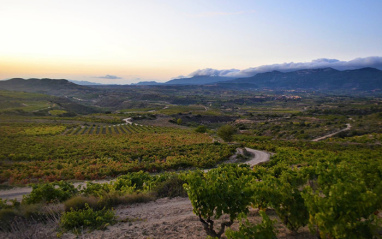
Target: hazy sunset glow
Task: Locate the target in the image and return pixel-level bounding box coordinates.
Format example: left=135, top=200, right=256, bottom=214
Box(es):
left=1, top=0, right=382, bottom=84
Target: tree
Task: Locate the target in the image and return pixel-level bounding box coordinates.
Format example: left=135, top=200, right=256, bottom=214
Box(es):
left=217, top=125, right=236, bottom=142
left=195, top=125, right=207, bottom=133
left=176, top=118, right=182, bottom=125
left=183, top=165, right=254, bottom=238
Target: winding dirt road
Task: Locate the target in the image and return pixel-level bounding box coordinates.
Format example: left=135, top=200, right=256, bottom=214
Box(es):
left=311, top=123, right=351, bottom=142
left=243, top=147, right=270, bottom=166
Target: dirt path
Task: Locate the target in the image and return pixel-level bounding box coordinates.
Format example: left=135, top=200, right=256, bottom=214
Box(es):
left=0, top=180, right=112, bottom=201
left=312, top=123, right=351, bottom=142
left=243, top=147, right=271, bottom=166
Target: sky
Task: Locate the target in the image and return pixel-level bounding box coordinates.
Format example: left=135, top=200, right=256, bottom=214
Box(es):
left=1, top=0, right=382, bottom=84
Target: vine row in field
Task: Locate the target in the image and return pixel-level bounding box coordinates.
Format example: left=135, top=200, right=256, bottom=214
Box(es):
left=64, top=124, right=165, bottom=135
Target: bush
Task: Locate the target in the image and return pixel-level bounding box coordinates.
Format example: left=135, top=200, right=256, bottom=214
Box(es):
left=195, top=125, right=207, bottom=133
left=59, top=204, right=116, bottom=234
left=154, top=175, right=188, bottom=198
left=121, top=193, right=155, bottom=204
left=22, top=181, right=78, bottom=204
left=252, top=169, right=308, bottom=233
left=81, top=182, right=113, bottom=197
left=183, top=164, right=255, bottom=238
left=64, top=196, right=100, bottom=211
left=226, top=211, right=277, bottom=239
left=0, top=209, right=19, bottom=231
left=112, top=171, right=153, bottom=192
left=302, top=162, right=382, bottom=239
left=217, top=125, right=236, bottom=142
left=0, top=199, right=19, bottom=210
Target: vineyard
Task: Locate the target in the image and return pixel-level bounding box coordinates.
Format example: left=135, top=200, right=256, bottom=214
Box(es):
left=1, top=85, right=382, bottom=238
left=63, top=123, right=164, bottom=135
left=0, top=122, right=236, bottom=184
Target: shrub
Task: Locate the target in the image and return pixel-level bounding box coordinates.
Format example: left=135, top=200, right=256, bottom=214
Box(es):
left=195, top=125, right=207, bottom=133
left=22, top=181, right=78, bottom=204
left=217, top=125, right=236, bottom=142
left=0, top=203, right=62, bottom=232
left=121, top=193, right=155, bottom=204
left=252, top=169, right=308, bottom=233
left=226, top=211, right=277, bottom=239
left=96, top=192, right=155, bottom=209
left=183, top=164, right=255, bottom=238
left=64, top=196, right=99, bottom=211
left=112, top=171, right=153, bottom=192
left=302, top=162, right=382, bottom=239
left=59, top=204, right=116, bottom=234
left=0, top=209, right=19, bottom=231
left=0, top=199, right=19, bottom=210
left=154, top=175, right=188, bottom=198
left=81, top=182, right=112, bottom=197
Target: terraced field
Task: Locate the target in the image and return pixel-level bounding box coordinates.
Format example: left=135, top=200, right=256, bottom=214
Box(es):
left=63, top=124, right=166, bottom=135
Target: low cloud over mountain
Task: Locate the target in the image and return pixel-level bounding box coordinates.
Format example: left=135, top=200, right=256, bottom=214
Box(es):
left=188, top=56, right=382, bottom=78
left=95, top=75, right=122, bottom=80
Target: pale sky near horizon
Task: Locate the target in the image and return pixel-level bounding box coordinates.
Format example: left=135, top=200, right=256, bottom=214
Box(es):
left=1, top=0, right=382, bottom=84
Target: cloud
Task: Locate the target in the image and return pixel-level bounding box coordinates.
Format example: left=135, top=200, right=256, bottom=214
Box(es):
left=189, top=10, right=255, bottom=18
left=95, top=74, right=122, bottom=80
left=187, top=56, right=382, bottom=78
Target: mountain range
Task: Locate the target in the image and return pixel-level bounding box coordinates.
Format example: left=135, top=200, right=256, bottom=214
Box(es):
left=165, top=76, right=234, bottom=85
left=1, top=67, right=382, bottom=94
left=219, top=67, right=382, bottom=91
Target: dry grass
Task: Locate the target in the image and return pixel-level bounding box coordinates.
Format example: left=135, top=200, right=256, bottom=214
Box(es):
left=0, top=204, right=63, bottom=239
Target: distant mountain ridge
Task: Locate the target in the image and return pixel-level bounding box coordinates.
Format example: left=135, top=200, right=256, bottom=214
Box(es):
left=68, top=80, right=104, bottom=85
left=219, top=67, right=382, bottom=91
left=2, top=67, right=382, bottom=94
left=133, top=81, right=163, bottom=85
left=165, top=75, right=234, bottom=85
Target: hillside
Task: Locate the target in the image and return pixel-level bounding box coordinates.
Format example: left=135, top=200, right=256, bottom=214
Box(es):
left=221, top=67, right=382, bottom=92
left=0, top=90, right=99, bottom=115
left=0, top=78, right=96, bottom=96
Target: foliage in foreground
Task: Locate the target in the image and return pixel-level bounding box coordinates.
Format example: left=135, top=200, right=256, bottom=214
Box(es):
left=22, top=181, right=78, bottom=204
left=225, top=211, right=277, bottom=239
left=183, top=164, right=255, bottom=238
left=184, top=148, right=382, bottom=239
left=302, top=161, right=382, bottom=239
left=59, top=204, right=116, bottom=234
left=252, top=165, right=309, bottom=232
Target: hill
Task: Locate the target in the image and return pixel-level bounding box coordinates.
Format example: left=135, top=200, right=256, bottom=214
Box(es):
left=221, top=67, right=382, bottom=92
left=0, top=78, right=96, bottom=96
left=0, top=90, right=99, bottom=115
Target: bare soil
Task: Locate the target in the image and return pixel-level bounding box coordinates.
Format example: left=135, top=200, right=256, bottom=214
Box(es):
left=59, top=197, right=315, bottom=239
left=0, top=197, right=315, bottom=239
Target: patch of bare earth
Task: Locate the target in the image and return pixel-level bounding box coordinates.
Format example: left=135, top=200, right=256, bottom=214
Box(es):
left=59, top=197, right=315, bottom=239
left=138, top=116, right=188, bottom=129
